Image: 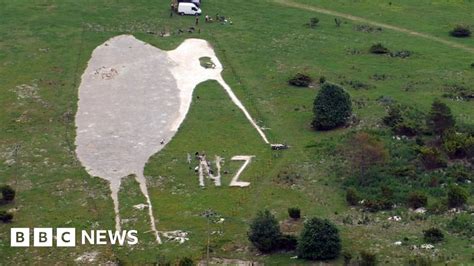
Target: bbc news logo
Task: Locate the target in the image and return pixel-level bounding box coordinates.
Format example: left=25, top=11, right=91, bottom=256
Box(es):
left=11, top=228, right=138, bottom=247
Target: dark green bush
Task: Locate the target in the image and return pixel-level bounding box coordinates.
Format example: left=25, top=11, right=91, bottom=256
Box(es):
left=446, top=165, right=471, bottom=183
left=288, top=207, right=301, bottom=219
left=383, top=105, right=403, bottom=128
left=312, top=83, right=352, bottom=130
left=383, top=103, right=425, bottom=136
left=450, top=25, right=471, bottom=38
left=277, top=234, right=298, bottom=251
left=289, top=73, right=312, bottom=87
left=178, top=257, right=194, bottom=266
left=247, top=210, right=282, bottom=253
left=363, top=198, right=393, bottom=212
left=309, top=17, right=319, bottom=28
left=427, top=200, right=448, bottom=214
left=394, top=122, right=420, bottom=136
left=423, top=227, right=444, bottom=243
left=447, top=213, right=474, bottom=238
left=359, top=251, right=377, bottom=266
left=346, top=188, right=359, bottom=206
left=297, top=217, right=341, bottom=260
left=369, top=43, right=390, bottom=54
left=447, top=185, right=468, bottom=208
left=1, top=185, right=15, bottom=202
left=0, top=211, right=13, bottom=223
left=407, top=191, right=428, bottom=209
left=443, top=132, right=474, bottom=159
left=419, top=146, right=447, bottom=170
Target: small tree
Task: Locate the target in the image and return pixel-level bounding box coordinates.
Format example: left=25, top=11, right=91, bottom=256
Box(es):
left=248, top=210, right=281, bottom=253
left=297, top=217, right=341, bottom=260
left=447, top=185, right=468, bottom=208
left=312, top=83, right=352, bottom=130
left=288, top=207, right=301, bottom=220
left=423, top=227, right=444, bottom=243
left=426, top=99, right=455, bottom=136
left=343, top=132, right=388, bottom=183
left=0, top=211, right=13, bottom=223
left=1, top=185, right=15, bottom=202
left=407, top=191, right=428, bottom=209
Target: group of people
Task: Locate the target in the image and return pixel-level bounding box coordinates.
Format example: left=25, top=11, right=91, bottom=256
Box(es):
left=205, top=13, right=233, bottom=25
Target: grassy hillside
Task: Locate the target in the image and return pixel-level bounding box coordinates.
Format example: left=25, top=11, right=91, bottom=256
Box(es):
left=0, top=0, right=472, bottom=264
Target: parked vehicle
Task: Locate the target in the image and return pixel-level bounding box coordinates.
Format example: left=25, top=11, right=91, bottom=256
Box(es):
left=177, top=2, right=201, bottom=16
left=178, top=0, right=200, bottom=7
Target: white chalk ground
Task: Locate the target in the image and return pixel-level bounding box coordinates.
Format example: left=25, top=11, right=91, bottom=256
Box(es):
left=75, top=35, right=270, bottom=244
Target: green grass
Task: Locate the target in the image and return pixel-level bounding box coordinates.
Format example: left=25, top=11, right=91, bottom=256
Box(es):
left=0, top=0, right=472, bottom=264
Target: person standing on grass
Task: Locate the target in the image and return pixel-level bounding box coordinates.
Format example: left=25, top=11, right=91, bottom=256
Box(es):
left=195, top=16, right=199, bottom=26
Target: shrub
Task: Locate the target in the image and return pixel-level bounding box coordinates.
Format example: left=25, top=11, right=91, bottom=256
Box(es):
left=1, top=185, right=15, bottom=202
left=419, top=146, right=447, bottom=170
left=446, top=164, right=471, bottom=183
left=383, top=104, right=425, bottom=136
left=423, top=227, right=444, bottom=243
left=450, top=25, right=471, bottom=38
left=312, top=83, right=352, bottom=130
left=426, top=99, right=455, bottom=136
left=447, top=185, right=468, bottom=208
left=0, top=211, right=13, bottom=223
left=178, top=257, right=194, bottom=266
left=346, top=188, right=359, bottom=206
left=407, top=256, right=433, bottom=266
left=309, top=17, right=319, bottom=28
left=382, top=105, right=403, bottom=128
left=443, top=132, right=474, bottom=159
left=342, top=251, right=353, bottom=265
left=297, top=217, right=341, bottom=260
left=319, top=76, right=326, bottom=84
left=447, top=213, right=474, bottom=238
left=289, top=73, right=312, bottom=87
left=288, top=207, right=301, bottom=220
left=247, top=210, right=281, bottom=253
left=427, top=200, right=448, bottom=214
left=363, top=199, right=393, bottom=212
left=359, top=251, right=377, bottom=266
left=369, top=43, right=390, bottom=54
left=407, top=191, right=428, bottom=209
left=277, top=234, right=298, bottom=251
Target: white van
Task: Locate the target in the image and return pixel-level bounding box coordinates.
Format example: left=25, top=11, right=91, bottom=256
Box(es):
left=178, top=0, right=201, bottom=7
left=178, top=2, right=201, bottom=16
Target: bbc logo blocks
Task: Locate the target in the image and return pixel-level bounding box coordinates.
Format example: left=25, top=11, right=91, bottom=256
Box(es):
left=11, top=228, right=76, bottom=247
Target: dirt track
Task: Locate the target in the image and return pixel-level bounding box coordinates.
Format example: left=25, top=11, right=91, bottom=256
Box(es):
left=274, top=0, right=474, bottom=54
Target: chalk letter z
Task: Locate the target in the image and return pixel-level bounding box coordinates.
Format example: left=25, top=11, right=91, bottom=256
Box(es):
left=229, top=155, right=255, bottom=187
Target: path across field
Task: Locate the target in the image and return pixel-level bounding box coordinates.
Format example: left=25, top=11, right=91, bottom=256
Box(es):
left=274, top=0, right=474, bottom=54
